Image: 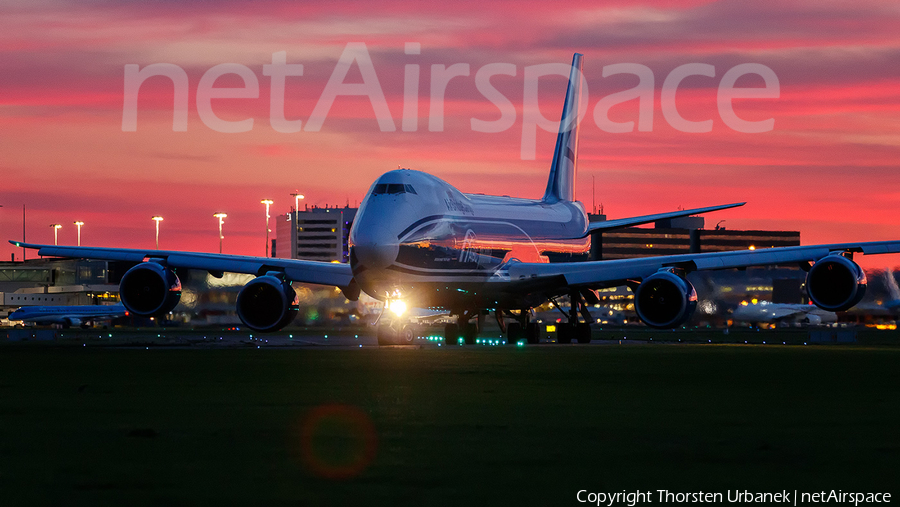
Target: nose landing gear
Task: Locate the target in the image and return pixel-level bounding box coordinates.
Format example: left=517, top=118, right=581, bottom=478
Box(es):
left=376, top=321, right=418, bottom=345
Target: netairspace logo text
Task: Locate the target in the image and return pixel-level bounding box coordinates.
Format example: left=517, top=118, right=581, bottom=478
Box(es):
left=121, top=42, right=780, bottom=161
left=576, top=489, right=892, bottom=507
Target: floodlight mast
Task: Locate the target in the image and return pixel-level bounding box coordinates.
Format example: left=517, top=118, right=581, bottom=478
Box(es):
left=261, top=199, right=274, bottom=257
left=152, top=216, right=163, bottom=249
left=290, top=192, right=304, bottom=258
left=213, top=213, right=227, bottom=253
left=74, top=221, right=84, bottom=246
left=50, top=224, right=62, bottom=245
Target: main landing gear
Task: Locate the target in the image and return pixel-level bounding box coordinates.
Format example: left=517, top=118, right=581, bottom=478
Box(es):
left=442, top=309, right=541, bottom=345
left=442, top=310, right=541, bottom=346
left=435, top=292, right=595, bottom=347
left=503, top=310, right=541, bottom=345
left=443, top=310, right=484, bottom=345
left=550, top=290, right=594, bottom=344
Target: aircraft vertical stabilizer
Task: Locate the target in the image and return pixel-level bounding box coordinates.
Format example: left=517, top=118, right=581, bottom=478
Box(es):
left=885, top=267, right=900, bottom=301
left=542, top=53, right=584, bottom=203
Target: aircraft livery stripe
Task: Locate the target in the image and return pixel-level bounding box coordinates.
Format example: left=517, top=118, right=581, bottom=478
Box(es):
left=387, top=264, right=499, bottom=278
left=396, top=213, right=580, bottom=241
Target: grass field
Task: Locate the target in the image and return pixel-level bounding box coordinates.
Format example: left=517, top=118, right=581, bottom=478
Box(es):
left=1, top=341, right=898, bottom=506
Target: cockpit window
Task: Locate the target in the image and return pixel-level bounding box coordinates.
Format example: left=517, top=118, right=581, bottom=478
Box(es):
left=372, top=183, right=416, bottom=195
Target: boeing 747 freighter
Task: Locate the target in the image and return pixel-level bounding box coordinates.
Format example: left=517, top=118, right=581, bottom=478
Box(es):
left=12, top=54, right=900, bottom=344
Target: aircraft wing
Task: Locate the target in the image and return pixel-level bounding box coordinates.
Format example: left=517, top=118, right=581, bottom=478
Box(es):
left=9, top=241, right=354, bottom=288
left=506, top=240, right=900, bottom=289
left=586, top=202, right=745, bottom=234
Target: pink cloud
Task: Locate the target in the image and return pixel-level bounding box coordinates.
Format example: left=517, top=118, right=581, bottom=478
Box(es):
left=1, top=0, right=899, bottom=273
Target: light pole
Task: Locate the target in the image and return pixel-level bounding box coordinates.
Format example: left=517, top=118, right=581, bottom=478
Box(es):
left=213, top=213, right=227, bottom=254
left=51, top=224, right=62, bottom=245
left=152, top=216, right=163, bottom=249
left=74, top=221, right=84, bottom=246
left=290, top=192, right=305, bottom=212
left=260, top=199, right=273, bottom=257
left=290, top=192, right=304, bottom=259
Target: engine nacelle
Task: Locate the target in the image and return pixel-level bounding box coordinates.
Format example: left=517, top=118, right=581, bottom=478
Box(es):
left=635, top=270, right=698, bottom=328
left=236, top=274, right=299, bottom=332
left=806, top=254, right=867, bottom=312
left=119, top=262, right=182, bottom=317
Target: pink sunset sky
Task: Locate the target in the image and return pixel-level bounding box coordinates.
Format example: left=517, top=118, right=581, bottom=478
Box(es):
left=2, top=0, right=900, bottom=269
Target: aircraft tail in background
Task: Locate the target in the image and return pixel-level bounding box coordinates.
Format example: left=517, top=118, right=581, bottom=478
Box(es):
left=884, top=267, right=900, bottom=306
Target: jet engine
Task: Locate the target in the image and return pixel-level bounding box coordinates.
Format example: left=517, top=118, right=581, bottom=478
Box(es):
left=806, top=254, right=867, bottom=312
left=635, top=269, right=698, bottom=328
left=119, top=262, right=182, bottom=316
left=236, top=273, right=299, bottom=332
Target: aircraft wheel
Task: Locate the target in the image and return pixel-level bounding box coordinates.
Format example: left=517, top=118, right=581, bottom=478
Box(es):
left=376, top=325, right=397, bottom=346
left=444, top=324, right=459, bottom=345
left=464, top=323, right=478, bottom=345
left=400, top=324, right=416, bottom=344
left=526, top=323, right=540, bottom=344
left=557, top=323, right=573, bottom=344
left=507, top=322, right=521, bottom=342
left=576, top=323, right=592, bottom=343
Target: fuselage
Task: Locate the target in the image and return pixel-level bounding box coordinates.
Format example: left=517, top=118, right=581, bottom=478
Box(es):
left=9, top=304, right=126, bottom=324
left=349, top=169, right=590, bottom=310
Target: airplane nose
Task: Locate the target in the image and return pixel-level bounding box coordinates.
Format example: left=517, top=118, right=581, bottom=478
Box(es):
left=352, top=242, right=399, bottom=270
left=350, top=198, right=407, bottom=271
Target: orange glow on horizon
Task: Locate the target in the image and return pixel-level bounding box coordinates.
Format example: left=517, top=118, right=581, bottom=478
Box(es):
left=0, top=1, right=898, bottom=273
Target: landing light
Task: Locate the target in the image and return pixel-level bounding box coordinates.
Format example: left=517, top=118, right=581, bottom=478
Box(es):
left=388, top=300, right=408, bottom=316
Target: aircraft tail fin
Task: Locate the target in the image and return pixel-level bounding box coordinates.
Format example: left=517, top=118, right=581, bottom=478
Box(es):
left=542, top=53, right=584, bottom=203
left=885, top=267, right=900, bottom=301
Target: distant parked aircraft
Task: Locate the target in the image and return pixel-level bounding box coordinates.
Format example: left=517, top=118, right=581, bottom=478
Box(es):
left=9, top=304, right=127, bottom=327
left=731, top=302, right=836, bottom=326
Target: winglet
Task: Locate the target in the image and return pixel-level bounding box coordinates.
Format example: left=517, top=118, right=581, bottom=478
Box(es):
left=542, top=53, right=584, bottom=203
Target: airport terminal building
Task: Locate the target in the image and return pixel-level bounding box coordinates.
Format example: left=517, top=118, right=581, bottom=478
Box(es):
left=274, top=205, right=357, bottom=263
left=587, top=214, right=801, bottom=260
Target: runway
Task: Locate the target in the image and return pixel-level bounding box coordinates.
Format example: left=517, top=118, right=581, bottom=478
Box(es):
left=3, top=323, right=896, bottom=348
left=0, top=331, right=897, bottom=506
